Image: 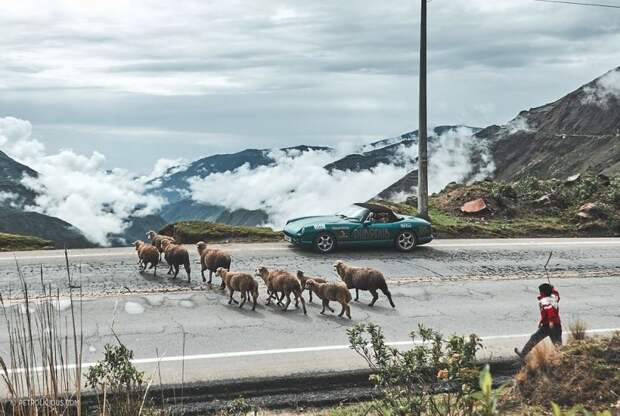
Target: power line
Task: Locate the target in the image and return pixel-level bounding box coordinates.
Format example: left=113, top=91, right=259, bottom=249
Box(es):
left=534, top=0, right=620, bottom=8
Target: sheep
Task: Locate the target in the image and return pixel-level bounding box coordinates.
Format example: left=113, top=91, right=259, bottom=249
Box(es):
left=255, top=266, right=306, bottom=314
left=196, top=241, right=232, bottom=288
left=296, top=270, right=328, bottom=303
left=146, top=230, right=175, bottom=260
left=133, top=240, right=159, bottom=275
left=161, top=239, right=191, bottom=283
left=305, top=279, right=352, bottom=319
left=215, top=267, right=259, bottom=310
left=334, top=260, right=395, bottom=308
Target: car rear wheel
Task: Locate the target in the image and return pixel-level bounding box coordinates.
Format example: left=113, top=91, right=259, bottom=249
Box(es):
left=314, top=232, right=336, bottom=254
left=395, top=230, right=416, bottom=252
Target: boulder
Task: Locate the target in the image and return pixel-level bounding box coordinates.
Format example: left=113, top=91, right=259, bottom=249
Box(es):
left=577, top=202, right=606, bottom=220
left=565, top=173, right=581, bottom=184
left=461, top=198, right=488, bottom=214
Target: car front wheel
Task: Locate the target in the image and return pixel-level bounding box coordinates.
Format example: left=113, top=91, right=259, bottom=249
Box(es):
left=314, top=232, right=336, bottom=254
left=395, top=230, right=416, bottom=252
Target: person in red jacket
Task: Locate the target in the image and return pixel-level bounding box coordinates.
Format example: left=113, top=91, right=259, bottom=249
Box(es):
left=514, top=283, right=562, bottom=359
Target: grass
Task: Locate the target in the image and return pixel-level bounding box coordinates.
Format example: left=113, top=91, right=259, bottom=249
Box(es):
left=569, top=321, right=588, bottom=342
left=159, top=221, right=282, bottom=244
left=0, top=232, right=54, bottom=251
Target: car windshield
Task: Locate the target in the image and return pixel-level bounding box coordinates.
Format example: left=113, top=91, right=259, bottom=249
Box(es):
left=337, top=205, right=369, bottom=221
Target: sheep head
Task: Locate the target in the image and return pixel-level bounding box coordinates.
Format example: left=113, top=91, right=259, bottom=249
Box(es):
left=133, top=240, right=143, bottom=250
left=196, top=241, right=207, bottom=254
left=305, top=279, right=317, bottom=289
left=255, top=266, right=269, bottom=281
left=334, top=260, right=346, bottom=278
left=146, top=231, right=156, bottom=240
left=215, top=267, right=227, bottom=278
left=161, top=239, right=173, bottom=250
left=296, top=270, right=305, bottom=279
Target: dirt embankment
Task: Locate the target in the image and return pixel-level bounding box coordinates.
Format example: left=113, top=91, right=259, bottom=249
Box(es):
left=377, top=174, right=620, bottom=239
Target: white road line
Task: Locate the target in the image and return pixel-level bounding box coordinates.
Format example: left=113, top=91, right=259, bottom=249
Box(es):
left=5, top=328, right=619, bottom=374
left=1, top=239, right=619, bottom=261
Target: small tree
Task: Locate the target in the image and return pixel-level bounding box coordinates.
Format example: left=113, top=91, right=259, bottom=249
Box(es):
left=348, top=323, right=482, bottom=415
left=86, top=343, right=145, bottom=415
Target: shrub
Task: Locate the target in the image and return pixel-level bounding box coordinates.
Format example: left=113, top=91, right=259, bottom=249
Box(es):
left=85, top=343, right=146, bottom=415
left=347, top=322, right=482, bottom=416
left=569, top=321, right=588, bottom=341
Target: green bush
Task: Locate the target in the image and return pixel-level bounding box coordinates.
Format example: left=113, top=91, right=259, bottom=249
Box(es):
left=85, top=343, right=146, bottom=415
left=347, top=323, right=482, bottom=416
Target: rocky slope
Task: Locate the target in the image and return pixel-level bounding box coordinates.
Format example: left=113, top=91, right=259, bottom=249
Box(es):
left=482, top=67, right=620, bottom=180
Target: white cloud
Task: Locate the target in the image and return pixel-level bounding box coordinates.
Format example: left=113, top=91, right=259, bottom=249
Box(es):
left=581, top=68, right=620, bottom=108
left=188, top=127, right=493, bottom=227
left=506, top=115, right=534, bottom=134
left=0, top=116, right=165, bottom=245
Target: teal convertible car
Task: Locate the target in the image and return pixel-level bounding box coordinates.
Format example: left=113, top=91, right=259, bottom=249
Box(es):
left=283, top=203, right=432, bottom=254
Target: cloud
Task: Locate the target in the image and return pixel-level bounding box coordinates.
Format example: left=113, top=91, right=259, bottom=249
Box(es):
left=506, top=115, right=534, bottom=134
left=0, top=116, right=165, bottom=245
left=188, top=127, right=492, bottom=227
left=581, top=68, right=620, bottom=108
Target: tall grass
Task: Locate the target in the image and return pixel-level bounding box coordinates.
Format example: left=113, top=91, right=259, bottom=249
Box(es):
left=0, top=251, right=83, bottom=415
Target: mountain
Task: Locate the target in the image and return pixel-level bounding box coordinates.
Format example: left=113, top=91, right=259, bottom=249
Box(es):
left=366, top=125, right=481, bottom=150
left=327, top=125, right=481, bottom=172
left=482, top=67, right=620, bottom=180
left=0, top=151, right=95, bottom=248
left=325, top=140, right=416, bottom=172
left=150, top=145, right=332, bottom=226
left=0, top=150, right=37, bottom=207
left=151, top=145, right=332, bottom=203
left=0, top=207, right=93, bottom=248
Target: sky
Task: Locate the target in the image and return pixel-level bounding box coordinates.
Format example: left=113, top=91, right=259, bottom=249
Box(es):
left=2, top=0, right=620, bottom=171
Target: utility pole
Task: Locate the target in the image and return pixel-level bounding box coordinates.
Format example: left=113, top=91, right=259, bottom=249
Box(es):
left=417, top=0, right=429, bottom=219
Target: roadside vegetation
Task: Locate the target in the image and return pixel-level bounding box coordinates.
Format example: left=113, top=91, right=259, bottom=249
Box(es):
left=0, top=232, right=54, bottom=251
left=375, top=174, right=620, bottom=238
left=219, top=323, right=619, bottom=415
left=159, top=220, right=282, bottom=244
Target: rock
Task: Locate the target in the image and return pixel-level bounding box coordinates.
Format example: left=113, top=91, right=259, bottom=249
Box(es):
left=461, top=198, right=488, bottom=214
left=597, top=173, right=610, bottom=186
left=565, top=173, right=581, bottom=184
left=534, top=194, right=552, bottom=206
left=577, top=202, right=606, bottom=220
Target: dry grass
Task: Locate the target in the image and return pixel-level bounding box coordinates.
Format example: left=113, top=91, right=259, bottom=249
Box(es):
left=569, top=321, right=588, bottom=342
left=515, top=333, right=620, bottom=410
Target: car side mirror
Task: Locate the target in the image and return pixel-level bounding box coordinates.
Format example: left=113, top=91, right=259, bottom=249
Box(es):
left=363, top=219, right=372, bottom=226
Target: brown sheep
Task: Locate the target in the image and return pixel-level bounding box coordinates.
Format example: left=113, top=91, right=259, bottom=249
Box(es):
left=146, top=230, right=175, bottom=260
left=215, top=267, right=259, bottom=310
left=305, top=279, right=352, bottom=319
left=334, top=260, right=395, bottom=308
left=296, top=270, right=327, bottom=303
left=255, top=266, right=306, bottom=314
left=196, top=241, right=232, bottom=288
left=161, top=239, right=191, bottom=283
left=133, top=240, right=159, bottom=275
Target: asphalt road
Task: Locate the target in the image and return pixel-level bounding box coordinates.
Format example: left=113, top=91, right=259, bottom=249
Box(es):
left=0, top=238, right=618, bottom=388
left=0, top=238, right=619, bottom=298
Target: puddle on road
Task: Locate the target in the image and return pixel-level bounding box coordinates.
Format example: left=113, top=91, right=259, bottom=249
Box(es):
left=178, top=299, right=194, bottom=308
left=125, top=301, right=145, bottom=314
left=52, top=299, right=72, bottom=311
left=145, top=295, right=165, bottom=306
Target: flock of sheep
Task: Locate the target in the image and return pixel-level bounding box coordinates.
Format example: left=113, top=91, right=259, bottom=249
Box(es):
left=133, top=231, right=396, bottom=319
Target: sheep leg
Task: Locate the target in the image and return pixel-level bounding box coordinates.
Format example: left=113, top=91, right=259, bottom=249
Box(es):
left=201, top=266, right=207, bottom=283
left=282, top=293, right=292, bottom=311
left=355, top=288, right=359, bottom=302
left=308, top=289, right=313, bottom=303
left=239, top=292, right=247, bottom=309
left=266, top=290, right=274, bottom=305
left=228, top=288, right=234, bottom=304
left=344, top=304, right=351, bottom=319
left=173, top=265, right=180, bottom=279
left=298, top=291, right=307, bottom=315
left=251, top=291, right=257, bottom=311
left=276, top=292, right=285, bottom=306
left=320, top=299, right=328, bottom=315
left=153, top=264, right=157, bottom=278
left=381, top=287, right=395, bottom=308
left=326, top=302, right=335, bottom=313
left=369, top=289, right=379, bottom=307
left=208, top=270, right=213, bottom=284
left=185, top=263, right=191, bottom=283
